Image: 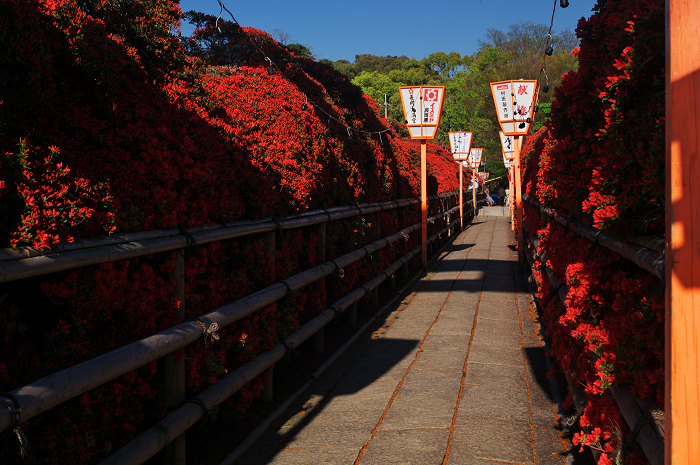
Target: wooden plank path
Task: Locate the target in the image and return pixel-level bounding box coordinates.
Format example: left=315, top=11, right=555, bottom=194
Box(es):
left=236, top=215, right=565, bottom=465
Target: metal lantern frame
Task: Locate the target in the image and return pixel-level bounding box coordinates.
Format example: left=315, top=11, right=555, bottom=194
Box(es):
left=398, top=86, right=446, bottom=268
left=449, top=132, right=474, bottom=229
left=466, top=148, right=483, bottom=217
left=499, top=131, right=521, bottom=161
left=490, top=80, right=540, bottom=137
left=490, top=79, right=540, bottom=266
left=449, top=132, right=474, bottom=160
left=467, top=148, right=483, bottom=170
left=399, top=86, right=446, bottom=141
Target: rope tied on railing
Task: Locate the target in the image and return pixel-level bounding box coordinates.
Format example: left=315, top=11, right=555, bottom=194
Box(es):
left=328, top=259, right=340, bottom=275
left=360, top=285, right=372, bottom=298
left=329, top=305, right=344, bottom=321
left=188, top=398, right=219, bottom=432
left=271, top=217, right=285, bottom=238
left=320, top=208, right=333, bottom=223
left=615, top=409, right=664, bottom=464
left=190, top=319, right=220, bottom=349
left=279, top=339, right=299, bottom=363
left=280, top=280, right=301, bottom=297
left=177, top=225, right=200, bottom=253
left=0, top=393, right=29, bottom=459
left=361, top=246, right=373, bottom=261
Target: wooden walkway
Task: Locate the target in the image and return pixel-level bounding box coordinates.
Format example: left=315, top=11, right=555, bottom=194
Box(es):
left=236, top=215, right=565, bottom=465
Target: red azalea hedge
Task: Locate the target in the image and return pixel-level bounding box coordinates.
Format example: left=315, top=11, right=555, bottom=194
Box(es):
left=0, top=0, right=462, bottom=463
left=517, top=0, right=664, bottom=463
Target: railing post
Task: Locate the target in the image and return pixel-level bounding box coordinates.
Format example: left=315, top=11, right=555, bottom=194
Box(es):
left=261, top=367, right=273, bottom=403
left=446, top=195, right=452, bottom=238
left=371, top=287, right=379, bottom=307
left=312, top=327, right=324, bottom=354
left=348, top=302, right=357, bottom=327
left=263, top=232, right=275, bottom=398
left=163, top=248, right=186, bottom=465
left=312, top=220, right=327, bottom=355
left=317, top=222, right=327, bottom=263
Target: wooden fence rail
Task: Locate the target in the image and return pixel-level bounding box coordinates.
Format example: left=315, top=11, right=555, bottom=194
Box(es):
left=0, top=194, right=470, bottom=448
left=522, top=193, right=665, bottom=279
left=523, top=224, right=665, bottom=465
left=0, top=197, right=431, bottom=283
left=101, top=219, right=461, bottom=465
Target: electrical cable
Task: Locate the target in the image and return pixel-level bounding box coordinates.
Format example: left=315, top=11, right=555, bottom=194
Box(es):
left=214, top=0, right=399, bottom=139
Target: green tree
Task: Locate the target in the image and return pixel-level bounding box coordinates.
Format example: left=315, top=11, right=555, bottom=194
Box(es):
left=329, top=59, right=357, bottom=78
left=343, top=21, right=578, bottom=173
left=287, top=43, right=314, bottom=59
left=422, top=51, right=467, bottom=80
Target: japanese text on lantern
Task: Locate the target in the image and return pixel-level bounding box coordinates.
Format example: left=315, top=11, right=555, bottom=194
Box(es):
left=423, top=88, right=440, bottom=124
left=496, top=83, right=510, bottom=120
left=408, top=89, right=417, bottom=124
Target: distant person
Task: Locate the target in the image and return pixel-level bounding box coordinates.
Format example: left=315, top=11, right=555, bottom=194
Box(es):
left=497, top=186, right=506, bottom=206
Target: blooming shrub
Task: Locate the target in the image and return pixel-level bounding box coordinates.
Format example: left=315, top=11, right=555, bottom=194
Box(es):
left=3, top=140, right=116, bottom=248
left=519, top=1, right=665, bottom=463
left=0, top=1, right=461, bottom=463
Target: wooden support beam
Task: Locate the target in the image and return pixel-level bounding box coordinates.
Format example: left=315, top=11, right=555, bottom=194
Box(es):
left=163, top=249, right=186, bottom=465
left=371, top=287, right=379, bottom=307
left=348, top=302, right=357, bottom=327
left=666, top=0, right=700, bottom=462
left=261, top=366, right=273, bottom=403
left=312, top=327, right=324, bottom=355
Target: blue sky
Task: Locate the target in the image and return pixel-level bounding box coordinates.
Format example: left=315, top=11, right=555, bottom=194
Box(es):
left=178, top=0, right=599, bottom=62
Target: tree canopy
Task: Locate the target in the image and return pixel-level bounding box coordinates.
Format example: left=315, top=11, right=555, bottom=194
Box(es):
left=337, top=21, right=579, bottom=179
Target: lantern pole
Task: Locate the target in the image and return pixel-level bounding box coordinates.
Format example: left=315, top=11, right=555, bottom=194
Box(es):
left=666, top=0, right=700, bottom=462
left=509, top=166, right=515, bottom=230
left=514, top=135, right=524, bottom=266
left=421, top=139, right=428, bottom=268
left=459, top=162, right=463, bottom=229
left=472, top=169, right=477, bottom=217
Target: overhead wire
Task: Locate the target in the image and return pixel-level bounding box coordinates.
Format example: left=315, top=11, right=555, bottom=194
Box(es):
left=512, top=0, right=567, bottom=131
left=537, top=0, right=561, bottom=93
left=214, top=0, right=398, bottom=141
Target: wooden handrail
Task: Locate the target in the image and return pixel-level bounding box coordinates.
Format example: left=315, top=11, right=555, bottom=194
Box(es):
left=101, top=217, right=463, bottom=465
left=0, top=192, right=470, bottom=283
left=522, top=194, right=665, bottom=279
left=0, top=197, right=425, bottom=283
left=523, top=227, right=664, bottom=465
left=0, top=202, right=464, bottom=433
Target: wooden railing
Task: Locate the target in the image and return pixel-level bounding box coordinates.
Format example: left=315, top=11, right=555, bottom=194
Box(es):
left=521, top=196, right=665, bottom=465
left=0, top=190, right=481, bottom=464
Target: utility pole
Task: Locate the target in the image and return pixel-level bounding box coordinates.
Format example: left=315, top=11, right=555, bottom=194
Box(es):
left=384, top=94, right=388, bottom=119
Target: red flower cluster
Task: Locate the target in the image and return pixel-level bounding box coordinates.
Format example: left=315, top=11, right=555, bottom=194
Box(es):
left=518, top=1, right=665, bottom=463
left=0, top=1, right=462, bottom=463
